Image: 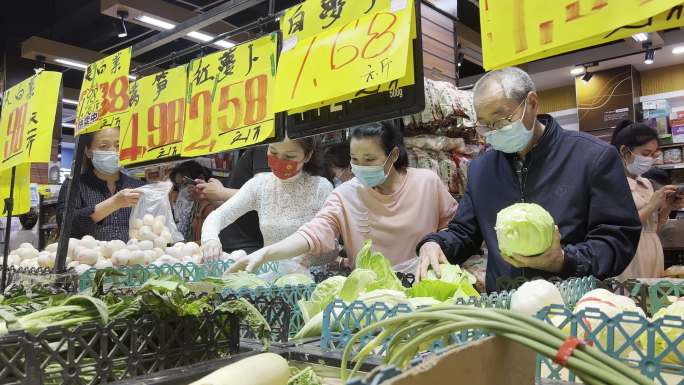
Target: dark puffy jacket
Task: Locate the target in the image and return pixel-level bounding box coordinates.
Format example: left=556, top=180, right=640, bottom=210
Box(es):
left=419, top=115, right=641, bottom=292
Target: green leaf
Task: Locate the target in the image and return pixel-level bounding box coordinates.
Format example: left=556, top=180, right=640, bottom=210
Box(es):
left=355, top=241, right=403, bottom=292
left=216, top=299, right=271, bottom=350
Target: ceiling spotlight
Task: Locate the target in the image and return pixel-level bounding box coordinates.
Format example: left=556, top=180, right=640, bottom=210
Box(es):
left=632, top=33, right=648, bottom=42
left=582, top=71, right=593, bottom=82
left=117, top=10, right=128, bottom=38
left=570, top=66, right=585, bottom=76
left=672, top=46, right=684, bottom=55
left=644, top=48, right=655, bottom=65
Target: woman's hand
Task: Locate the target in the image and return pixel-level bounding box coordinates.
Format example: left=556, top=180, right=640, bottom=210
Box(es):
left=112, top=189, right=143, bottom=209
left=201, top=239, right=223, bottom=261
left=192, top=178, right=232, bottom=203
left=649, top=185, right=678, bottom=210
left=227, top=248, right=269, bottom=273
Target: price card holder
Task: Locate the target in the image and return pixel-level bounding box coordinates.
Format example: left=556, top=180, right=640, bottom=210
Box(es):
left=281, top=0, right=424, bottom=139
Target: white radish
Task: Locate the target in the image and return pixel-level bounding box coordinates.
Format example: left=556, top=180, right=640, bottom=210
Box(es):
left=80, top=235, right=97, bottom=249
left=142, top=214, right=155, bottom=226
left=74, top=264, right=92, bottom=275
left=128, top=250, right=145, bottom=266
left=111, top=249, right=131, bottom=266
left=37, top=252, right=55, bottom=268
left=131, top=218, right=144, bottom=230
left=182, top=242, right=201, bottom=258
left=45, top=243, right=59, bottom=253
left=143, top=250, right=158, bottom=264
left=77, top=249, right=99, bottom=266
left=188, top=353, right=289, bottom=385
left=138, top=240, right=154, bottom=251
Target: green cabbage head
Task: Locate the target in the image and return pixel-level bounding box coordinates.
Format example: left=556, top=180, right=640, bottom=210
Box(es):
left=495, top=203, right=555, bottom=257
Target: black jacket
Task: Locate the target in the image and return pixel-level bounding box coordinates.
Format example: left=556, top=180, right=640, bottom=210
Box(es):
left=419, top=115, right=641, bottom=292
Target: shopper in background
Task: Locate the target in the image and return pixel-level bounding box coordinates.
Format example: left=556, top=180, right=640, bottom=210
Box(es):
left=191, top=147, right=270, bottom=254
left=227, top=121, right=458, bottom=273
left=323, top=141, right=353, bottom=187
left=611, top=120, right=684, bottom=279
left=417, top=67, right=642, bottom=291
left=57, top=127, right=144, bottom=241
left=9, top=210, right=38, bottom=250
left=201, top=137, right=333, bottom=275
left=169, top=161, right=212, bottom=241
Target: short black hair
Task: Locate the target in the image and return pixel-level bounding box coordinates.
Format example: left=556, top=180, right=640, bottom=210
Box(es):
left=19, top=210, right=38, bottom=230
left=169, top=161, right=212, bottom=183
left=290, top=137, right=325, bottom=177
left=351, top=121, right=408, bottom=170
left=610, top=120, right=659, bottom=153
left=324, top=142, right=351, bottom=169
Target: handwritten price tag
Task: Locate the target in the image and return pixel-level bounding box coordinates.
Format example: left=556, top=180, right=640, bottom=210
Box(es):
left=75, top=47, right=131, bottom=135
left=181, top=33, right=278, bottom=157
left=481, top=0, right=682, bottom=70
left=0, top=71, right=61, bottom=171
left=274, top=4, right=412, bottom=112
left=119, top=65, right=187, bottom=166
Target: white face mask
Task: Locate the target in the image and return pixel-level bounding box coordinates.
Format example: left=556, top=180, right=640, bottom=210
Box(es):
left=625, top=152, right=654, bottom=176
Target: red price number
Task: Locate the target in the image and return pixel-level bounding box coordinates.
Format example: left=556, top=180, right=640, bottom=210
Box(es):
left=148, top=98, right=185, bottom=149
left=3, top=104, right=28, bottom=161
left=98, top=76, right=130, bottom=116
left=217, top=74, right=268, bottom=134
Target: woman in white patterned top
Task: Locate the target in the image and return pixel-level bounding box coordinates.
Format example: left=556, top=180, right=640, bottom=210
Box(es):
left=201, top=137, right=333, bottom=275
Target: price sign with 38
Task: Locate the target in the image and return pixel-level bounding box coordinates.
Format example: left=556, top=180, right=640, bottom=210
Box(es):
left=0, top=71, right=62, bottom=171
left=274, top=2, right=412, bottom=112
left=120, top=65, right=187, bottom=166
left=181, top=33, right=278, bottom=157
left=75, top=47, right=131, bottom=135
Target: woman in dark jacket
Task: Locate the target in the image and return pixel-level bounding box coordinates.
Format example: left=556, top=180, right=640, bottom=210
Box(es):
left=57, top=127, right=144, bottom=241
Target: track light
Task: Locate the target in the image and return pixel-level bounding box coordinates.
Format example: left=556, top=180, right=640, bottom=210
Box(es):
left=632, top=33, right=648, bottom=42
left=117, top=10, right=128, bottom=38
left=570, top=66, right=585, bottom=75
left=582, top=71, right=593, bottom=82
left=673, top=46, right=684, bottom=55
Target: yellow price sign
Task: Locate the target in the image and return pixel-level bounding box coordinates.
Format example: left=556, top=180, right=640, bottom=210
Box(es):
left=481, top=0, right=683, bottom=70
left=274, top=3, right=413, bottom=112
left=0, top=163, right=31, bottom=216
left=281, top=0, right=395, bottom=42
left=181, top=33, right=278, bottom=157
left=75, top=47, right=132, bottom=135
left=0, top=71, right=61, bottom=171
left=120, top=65, right=187, bottom=166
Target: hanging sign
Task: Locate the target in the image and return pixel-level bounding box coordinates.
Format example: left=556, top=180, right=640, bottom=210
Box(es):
left=0, top=71, right=61, bottom=171
left=0, top=163, right=31, bottom=216
left=282, top=0, right=424, bottom=139
left=75, top=47, right=132, bottom=135
left=119, top=65, right=187, bottom=166
left=274, top=3, right=413, bottom=112
left=481, top=0, right=683, bottom=70
left=181, top=32, right=278, bottom=157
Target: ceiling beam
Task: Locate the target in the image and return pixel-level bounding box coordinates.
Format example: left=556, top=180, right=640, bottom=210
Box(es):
left=116, top=0, right=267, bottom=56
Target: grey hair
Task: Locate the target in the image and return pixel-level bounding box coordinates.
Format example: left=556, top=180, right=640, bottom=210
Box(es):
left=473, top=67, right=536, bottom=102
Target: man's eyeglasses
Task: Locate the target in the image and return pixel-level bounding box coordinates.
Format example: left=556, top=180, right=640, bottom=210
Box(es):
left=474, top=98, right=527, bottom=136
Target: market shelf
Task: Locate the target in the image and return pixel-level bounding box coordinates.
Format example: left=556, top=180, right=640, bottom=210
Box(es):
left=656, top=162, right=684, bottom=170
left=40, top=198, right=59, bottom=206
left=660, top=142, right=684, bottom=149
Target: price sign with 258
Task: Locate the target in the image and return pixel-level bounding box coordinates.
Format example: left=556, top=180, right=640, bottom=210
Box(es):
left=274, top=3, right=413, bottom=112
left=181, top=33, right=278, bottom=157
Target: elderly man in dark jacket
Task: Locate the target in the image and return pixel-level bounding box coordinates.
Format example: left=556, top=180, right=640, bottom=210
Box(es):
left=417, top=67, right=641, bottom=292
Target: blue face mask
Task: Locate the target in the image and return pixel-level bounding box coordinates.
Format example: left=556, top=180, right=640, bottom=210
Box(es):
left=484, top=100, right=534, bottom=154
left=91, top=150, right=120, bottom=175
left=351, top=155, right=392, bottom=188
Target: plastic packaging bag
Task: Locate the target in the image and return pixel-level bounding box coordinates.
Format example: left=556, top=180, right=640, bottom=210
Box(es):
left=129, top=181, right=184, bottom=243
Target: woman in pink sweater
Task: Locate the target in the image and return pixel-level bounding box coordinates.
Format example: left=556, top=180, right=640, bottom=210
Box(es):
left=228, top=122, right=458, bottom=274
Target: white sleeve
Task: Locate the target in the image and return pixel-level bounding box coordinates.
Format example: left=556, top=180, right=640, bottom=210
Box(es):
left=201, top=176, right=260, bottom=243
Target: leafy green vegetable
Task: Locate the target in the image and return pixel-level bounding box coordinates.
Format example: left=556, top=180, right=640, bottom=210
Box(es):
left=216, top=298, right=272, bottom=350
left=221, top=271, right=268, bottom=290
left=355, top=240, right=403, bottom=292
left=288, top=367, right=323, bottom=385
left=495, top=202, right=555, bottom=257
left=274, top=273, right=314, bottom=287
left=297, top=275, right=346, bottom=323
left=339, top=269, right=377, bottom=302
left=408, top=263, right=479, bottom=301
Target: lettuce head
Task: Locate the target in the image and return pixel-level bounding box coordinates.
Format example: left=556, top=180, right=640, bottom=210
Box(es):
left=273, top=273, right=314, bottom=287
left=495, top=203, right=555, bottom=257
left=355, top=240, right=403, bottom=291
